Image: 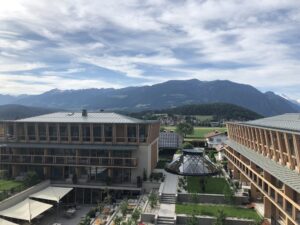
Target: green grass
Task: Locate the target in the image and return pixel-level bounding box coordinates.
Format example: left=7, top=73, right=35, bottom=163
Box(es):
left=162, top=126, right=227, bottom=139
left=187, top=177, right=229, bottom=194
left=0, top=180, right=23, bottom=192
left=195, top=115, right=214, bottom=121
left=176, top=204, right=261, bottom=220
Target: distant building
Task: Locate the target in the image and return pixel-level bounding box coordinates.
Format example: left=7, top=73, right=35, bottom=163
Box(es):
left=159, top=131, right=183, bottom=149
left=205, top=131, right=228, bottom=149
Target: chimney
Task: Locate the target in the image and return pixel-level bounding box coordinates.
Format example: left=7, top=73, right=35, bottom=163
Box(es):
left=82, top=109, right=88, bottom=117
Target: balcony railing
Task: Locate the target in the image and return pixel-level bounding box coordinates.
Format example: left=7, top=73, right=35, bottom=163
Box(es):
left=0, top=135, right=147, bottom=144
left=0, top=154, right=137, bottom=168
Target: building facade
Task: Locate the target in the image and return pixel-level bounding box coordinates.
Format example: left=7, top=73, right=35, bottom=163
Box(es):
left=159, top=131, right=183, bottom=149
left=205, top=131, right=227, bottom=149
left=0, top=111, right=160, bottom=187
left=225, top=114, right=300, bottom=225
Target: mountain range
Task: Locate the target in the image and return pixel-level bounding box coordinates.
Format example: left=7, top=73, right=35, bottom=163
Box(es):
left=0, top=79, right=299, bottom=116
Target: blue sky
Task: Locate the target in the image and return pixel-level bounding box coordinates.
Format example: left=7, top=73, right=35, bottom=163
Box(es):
left=0, top=0, right=300, bottom=101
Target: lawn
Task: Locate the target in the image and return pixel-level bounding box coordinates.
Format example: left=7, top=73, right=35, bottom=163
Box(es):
left=176, top=204, right=261, bottom=220
left=187, top=177, right=229, bottom=194
left=162, top=126, right=227, bottom=139
left=187, top=127, right=227, bottom=139
left=0, top=179, right=23, bottom=192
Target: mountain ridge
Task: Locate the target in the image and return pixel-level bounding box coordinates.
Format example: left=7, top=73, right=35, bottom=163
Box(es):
left=0, top=79, right=299, bottom=116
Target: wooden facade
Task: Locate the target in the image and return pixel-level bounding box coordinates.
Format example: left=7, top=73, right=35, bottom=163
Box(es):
left=226, top=122, right=300, bottom=225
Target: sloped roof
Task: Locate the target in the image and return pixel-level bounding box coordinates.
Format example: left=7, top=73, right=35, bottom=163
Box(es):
left=0, top=218, right=19, bottom=225
left=0, top=199, right=52, bottom=222
left=30, top=186, right=73, bottom=202
left=13, top=112, right=156, bottom=124
left=240, top=113, right=300, bottom=133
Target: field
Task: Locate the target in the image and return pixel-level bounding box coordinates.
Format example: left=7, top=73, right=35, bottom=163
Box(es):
left=187, top=177, right=229, bottom=194
left=0, top=179, right=23, bottom=192
left=162, top=126, right=227, bottom=139
left=176, top=204, right=261, bottom=220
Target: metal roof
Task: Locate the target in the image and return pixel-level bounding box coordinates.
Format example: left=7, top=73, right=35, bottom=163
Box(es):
left=12, top=112, right=156, bottom=124
left=240, top=113, right=300, bottom=133
left=227, top=140, right=300, bottom=193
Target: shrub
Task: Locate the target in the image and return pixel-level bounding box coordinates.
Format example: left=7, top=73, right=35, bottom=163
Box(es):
left=148, top=192, right=158, bottom=209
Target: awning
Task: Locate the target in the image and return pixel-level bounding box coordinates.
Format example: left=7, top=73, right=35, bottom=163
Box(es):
left=30, top=186, right=73, bottom=203
left=0, top=199, right=52, bottom=222
left=0, top=219, right=19, bottom=225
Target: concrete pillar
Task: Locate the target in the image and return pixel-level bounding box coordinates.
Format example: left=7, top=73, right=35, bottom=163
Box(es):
left=250, top=183, right=259, bottom=200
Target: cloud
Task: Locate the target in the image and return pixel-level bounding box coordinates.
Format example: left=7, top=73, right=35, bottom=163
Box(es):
left=0, top=0, right=299, bottom=99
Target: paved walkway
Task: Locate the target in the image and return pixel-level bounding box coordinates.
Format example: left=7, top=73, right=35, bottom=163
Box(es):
left=162, top=172, right=178, bottom=194
left=158, top=203, right=176, bottom=217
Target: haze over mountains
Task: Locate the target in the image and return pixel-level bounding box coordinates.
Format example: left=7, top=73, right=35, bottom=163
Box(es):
left=0, top=79, right=299, bottom=116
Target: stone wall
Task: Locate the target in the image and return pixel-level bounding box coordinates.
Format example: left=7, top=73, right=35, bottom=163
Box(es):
left=0, top=180, right=50, bottom=211
left=142, top=181, right=161, bottom=193
left=176, top=215, right=255, bottom=225
left=177, top=193, right=249, bottom=205
left=141, top=213, right=155, bottom=223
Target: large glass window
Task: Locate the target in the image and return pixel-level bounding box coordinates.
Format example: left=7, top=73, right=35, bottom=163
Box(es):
left=104, top=125, right=112, bottom=142
left=60, top=124, right=68, bottom=142
left=139, top=125, right=148, bottom=142
left=38, top=124, right=46, bottom=141
left=93, top=125, right=102, bottom=142
left=27, top=123, right=36, bottom=141
left=49, top=124, right=57, bottom=141
left=71, top=125, right=79, bottom=142
left=82, top=125, right=90, bottom=142
left=127, top=125, right=136, bottom=142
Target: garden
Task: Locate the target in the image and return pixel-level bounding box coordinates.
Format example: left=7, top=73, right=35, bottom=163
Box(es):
left=176, top=203, right=261, bottom=220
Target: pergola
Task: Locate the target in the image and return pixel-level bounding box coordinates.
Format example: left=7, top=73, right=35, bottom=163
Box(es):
left=30, top=186, right=73, bottom=203
left=165, top=148, right=220, bottom=192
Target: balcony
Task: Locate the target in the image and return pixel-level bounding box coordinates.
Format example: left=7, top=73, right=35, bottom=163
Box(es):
left=0, top=154, right=137, bottom=168
left=0, top=134, right=146, bottom=145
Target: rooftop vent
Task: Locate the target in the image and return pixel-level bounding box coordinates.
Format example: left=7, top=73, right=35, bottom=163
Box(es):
left=82, top=109, right=88, bottom=117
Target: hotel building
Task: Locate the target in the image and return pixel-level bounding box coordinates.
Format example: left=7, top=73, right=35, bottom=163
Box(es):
left=0, top=111, right=160, bottom=202
left=225, top=114, right=300, bottom=225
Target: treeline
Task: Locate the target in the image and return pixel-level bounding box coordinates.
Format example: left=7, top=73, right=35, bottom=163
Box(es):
left=130, top=103, right=263, bottom=121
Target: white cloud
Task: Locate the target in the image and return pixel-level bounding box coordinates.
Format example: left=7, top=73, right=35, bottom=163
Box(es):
left=0, top=73, right=121, bottom=95
left=0, top=0, right=299, bottom=98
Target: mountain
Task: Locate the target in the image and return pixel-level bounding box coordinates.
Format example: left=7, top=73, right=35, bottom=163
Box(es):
left=0, top=79, right=299, bottom=116
left=131, top=103, right=263, bottom=121
left=0, top=105, right=61, bottom=120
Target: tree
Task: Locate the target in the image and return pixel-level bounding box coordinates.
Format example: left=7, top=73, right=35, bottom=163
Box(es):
left=24, top=171, right=40, bottom=187
left=120, top=199, right=128, bottom=217
left=213, top=210, right=226, bottom=225
left=114, top=215, right=122, bottom=225
left=148, top=192, right=158, bottom=209
left=223, top=185, right=234, bottom=204
left=176, top=123, right=194, bottom=138
left=131, top=208, right=141, bottom=224
left=182, top=142, right=194, bottom=149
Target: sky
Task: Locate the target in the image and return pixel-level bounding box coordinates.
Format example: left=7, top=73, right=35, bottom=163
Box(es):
left=0, top=0, right=300, bottom=101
